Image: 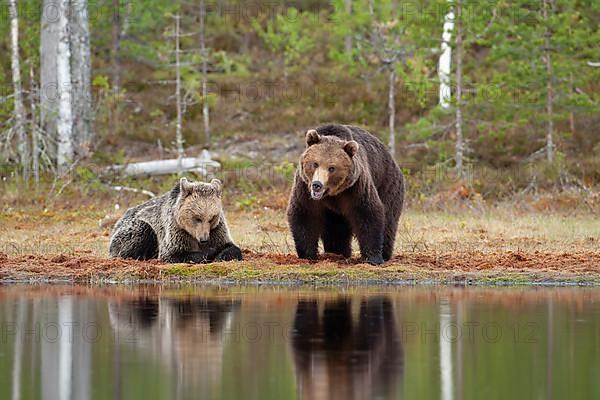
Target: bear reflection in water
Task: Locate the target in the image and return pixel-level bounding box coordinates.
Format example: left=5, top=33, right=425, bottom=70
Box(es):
left=108, top=295, right=240, bottom=393
left=292, top=297, right=404, bottom=400
left=109, top=295, right=403, bottom=398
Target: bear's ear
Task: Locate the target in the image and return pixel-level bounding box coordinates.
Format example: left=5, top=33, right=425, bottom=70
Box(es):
left=211, top=179, right=223, bottom=197
left=306, top=129, right=321, bottom=147
left=180, top=177, right=194, bottom=196
left=343, top=140, right=359, bottom=158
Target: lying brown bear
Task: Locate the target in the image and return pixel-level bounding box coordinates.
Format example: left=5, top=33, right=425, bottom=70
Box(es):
left=287, top=124, right=405, bottom=265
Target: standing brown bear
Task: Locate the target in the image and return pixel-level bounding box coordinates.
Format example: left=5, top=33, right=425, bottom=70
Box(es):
left=287, top=124, right=405, bottom=265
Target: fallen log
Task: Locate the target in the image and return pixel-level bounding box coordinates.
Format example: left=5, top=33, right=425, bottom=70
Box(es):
left=107, top=150, right=220, bottom=177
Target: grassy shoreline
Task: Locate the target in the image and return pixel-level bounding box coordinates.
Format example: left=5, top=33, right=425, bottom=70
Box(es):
left=1, top=196, right=598, bottom=286
left=1, top=249, right=599, bottom=286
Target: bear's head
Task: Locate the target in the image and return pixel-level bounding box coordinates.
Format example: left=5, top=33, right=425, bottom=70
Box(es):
left=175, top=178, right=223, bottom=243
left=300, top=129, right=359, bottom=200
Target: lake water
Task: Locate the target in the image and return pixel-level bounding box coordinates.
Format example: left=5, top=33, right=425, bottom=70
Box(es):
left=0, top=285, right=598, bottom=400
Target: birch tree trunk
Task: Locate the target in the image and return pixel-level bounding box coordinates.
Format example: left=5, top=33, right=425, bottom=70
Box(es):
left=542, top=0, right=555, bottom=163
left=387, top=66, right=396, bottom=158
left=8, top=0, right=29, bottom=178
left=199, top=0, right=210, bottom=146
left=41, top=0, right=92, bottom=167
left=121, top=0, right=130, bottom=38
left=344, top=0, right=353, bottom=55
left=438, top=6, right=455, bottom=109
left=56, top=0, right=74, bottom=166
left=111, top=0, right=121, bottom=134
left=40, top=0, right=60, bottom=161
left=70, top=0, right=94, bottom=157
left=174, top=15, right=185, bottom=168
left=568, top=72, right=575, bottom=133
left=454, top=1, right=464, bottom=176
left=30, top=65, right=40, bottom=182
left=112, top=0, right=121, bottom=91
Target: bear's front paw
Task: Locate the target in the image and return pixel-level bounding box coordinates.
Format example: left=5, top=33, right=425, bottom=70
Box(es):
left=365, top=254, right=384, bottom=266
left=216, top=245, right=243, bottom=262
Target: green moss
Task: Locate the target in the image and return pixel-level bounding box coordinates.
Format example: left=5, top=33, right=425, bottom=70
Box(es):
left=152, top=263, right=600, bottom=286
left=163, top=265, right=202, bottom=277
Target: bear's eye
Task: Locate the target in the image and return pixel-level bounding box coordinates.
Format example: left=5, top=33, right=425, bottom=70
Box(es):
left=313, top=162, right=319, bottom=169
left=194, top=217, right=203, bottom=223
left=328, top=166, right=336, bottom=173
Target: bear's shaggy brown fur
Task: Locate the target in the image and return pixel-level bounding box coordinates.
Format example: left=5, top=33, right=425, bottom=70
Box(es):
left=109, top=178, right=242, bottom=263
left=287, top=124, right=404, bottom=265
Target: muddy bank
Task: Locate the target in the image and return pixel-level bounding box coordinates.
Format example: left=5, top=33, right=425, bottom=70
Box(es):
left=1, top=250, right=599, bottom=285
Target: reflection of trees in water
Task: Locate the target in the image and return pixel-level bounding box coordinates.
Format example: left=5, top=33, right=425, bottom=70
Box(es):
left=108, top=296, right=240, bottom=398
left=5, top=287, right=593, bottom=400
left=292, top=297, right=404, bottom=400
left=23, top=297, right=95, bottom=400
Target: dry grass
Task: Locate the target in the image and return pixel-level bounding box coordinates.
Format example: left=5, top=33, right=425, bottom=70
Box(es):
left=0, top=205, right=599, bottom=284
left=2, top=206, right=598, bottom=258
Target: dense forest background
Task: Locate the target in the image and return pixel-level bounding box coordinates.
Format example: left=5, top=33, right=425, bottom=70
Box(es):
left=1, top=0, right=599, bottom=202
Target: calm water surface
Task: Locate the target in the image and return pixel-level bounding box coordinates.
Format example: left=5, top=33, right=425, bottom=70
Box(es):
left=0, top=285, right=599, bottom=400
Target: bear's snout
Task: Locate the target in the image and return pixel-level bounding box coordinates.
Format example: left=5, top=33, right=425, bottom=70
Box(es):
left=197, top=227, right=211, bottom=243
left=310, top=180, right=326, bottom=200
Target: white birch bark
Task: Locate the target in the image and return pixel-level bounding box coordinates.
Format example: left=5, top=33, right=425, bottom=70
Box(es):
left=542, top=0, right=554, bottom=163
left=121, top=0, right=130, bottom=38
left=30, top=65, right=40, bottom=182
left=439, top=6, right=455, bottom=109
left=454, top=1, right=464, bottom=176
left=56, top=0, right=74, bottom=167
left=112, top=0, right=121, bottom=91
left=111, top=0, right=122, bottom=137
left=40, top=0, right=59, bottom=161
left=8, top=0, right=29, bottom=177
left=199, top=0, right=210, bottom=145
left=70, top=0, right=94, bottom=156
left=174, top=15, right=185, bottom=168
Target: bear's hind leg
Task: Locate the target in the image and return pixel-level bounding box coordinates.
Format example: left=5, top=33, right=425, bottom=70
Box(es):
left=109, top=220, right=158, bottom=260
left=380, top=180, right=404, bottom=261
left=349, top=198, right=385, bottom=265
left=382, top=214, right=399, bottom=261
left=322, top=210, right=352, bottom=258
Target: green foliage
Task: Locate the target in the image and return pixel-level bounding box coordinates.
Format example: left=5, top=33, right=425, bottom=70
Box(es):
left=92, top=75, right=110, bottom=90
left=92, top=148, right=126, bottom=165
left=236, top=194, right=258, bottom=210
left=0, top=0, right=598, bottom=188
left=253, top=10, right=318, bottom=72
left=274, top=161, right=296, bottom=183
